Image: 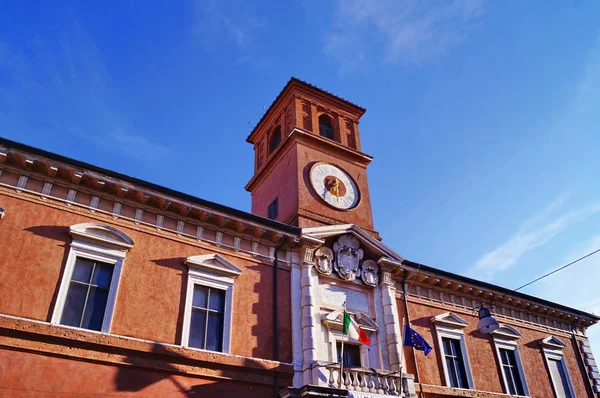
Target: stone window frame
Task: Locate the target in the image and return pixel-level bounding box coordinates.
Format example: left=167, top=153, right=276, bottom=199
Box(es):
left=541, top=336, right=576, bottom=398
left=323, top=309, right=378, bottom=369
left=182, top=254, right=242, bottom=354
left=491, top=324, right=530, bottom=397
left=51, top=223, right=134, bottom=333
left=432, top=312, right=475, bottom=390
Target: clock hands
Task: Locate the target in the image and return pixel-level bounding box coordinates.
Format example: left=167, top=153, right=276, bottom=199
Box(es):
left=327, top=178, right=340, bottom=202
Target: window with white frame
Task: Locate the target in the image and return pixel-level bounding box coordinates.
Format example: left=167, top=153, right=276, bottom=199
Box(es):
left=182, top=254, right=241, bottom=353
left=323, top=309, right=378, bottom=369
left=541, top=336, right=575, bottom=398
left=432, top=312, right=474, bottom=390
left=52, top=223, right=134, bottom=333
left=491, top=324, right=529, bottom=396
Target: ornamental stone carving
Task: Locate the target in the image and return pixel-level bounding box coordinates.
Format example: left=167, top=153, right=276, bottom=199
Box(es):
left=314, top=247, right=334, bottom=275
left=333, top=234, right=363, bottom=282
left=360, top=259, right=379, bottom=287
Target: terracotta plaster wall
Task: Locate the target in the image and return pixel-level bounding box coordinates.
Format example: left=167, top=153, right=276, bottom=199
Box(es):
left=296, top=143, right=374, bottom=231
left=250, top=145, right=300, bottom=224
left=0, top=193, right=292, bottom=362
left=0, top=348, right=276, bottom=397
left=400, top=299, right=590, bottom=397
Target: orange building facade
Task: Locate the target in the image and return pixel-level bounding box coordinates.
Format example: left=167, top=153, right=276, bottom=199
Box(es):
left=0, top=79, right=599, bottom=397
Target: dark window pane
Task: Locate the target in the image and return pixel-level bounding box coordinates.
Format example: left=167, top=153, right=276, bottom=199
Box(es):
left=336, top=342, right=361, bottom=367
left=443, top=338, right=452, bottom=356
left=72, top=260, right=94, bottom=283
left=503, top=365, right=517, bottom=395
left=442, top=337, right=469, bottom=389
left=206, top=313, right=224, bottom=352
left=446, top=357, right=459, bottom=387
left=81, top=287, right=108, bottom=331
left=193, top=286, right=208, bottom=308
left=91, top=263, right=113, bottom=289
left=319, top=115, right=334, bottom=140
left=451, top=339, right=463, bottom=360
left=61, top=283, right=88, bottom=327
left=189, top=310, right=207, bottom=349
left=500, top=349, right=525, bottom=396
left=209, top=289, right=225, bottom=312
left=269, top=127, right=282, bottom=154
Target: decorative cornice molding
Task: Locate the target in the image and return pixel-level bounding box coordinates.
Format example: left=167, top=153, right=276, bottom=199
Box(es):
left=402, top=266, right=598, bottom=327
left=0, top=313, right=293, bottom=384
left=0, top=186, right=288, bottom=268
left=0, top=147, right=299, bottom=244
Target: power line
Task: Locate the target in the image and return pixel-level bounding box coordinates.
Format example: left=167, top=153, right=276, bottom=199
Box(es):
left=513, top=247, right=600, bottom=292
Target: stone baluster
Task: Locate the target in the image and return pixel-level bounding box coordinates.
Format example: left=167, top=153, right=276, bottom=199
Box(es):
left=367, top=373, right=376, bottom=392
left=359, top=370, right=367, bottom=391
left=327, top=367, right=336, bottom=387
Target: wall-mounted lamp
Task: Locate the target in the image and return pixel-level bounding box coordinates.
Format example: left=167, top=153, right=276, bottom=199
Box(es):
left=477, top=306, right=499, bottom=334
left=0, top=207, right=5, bottom=219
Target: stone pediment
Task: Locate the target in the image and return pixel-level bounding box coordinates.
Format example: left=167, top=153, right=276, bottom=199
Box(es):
left=491, top=324, right=522, bottom=340
left=303, top=225, right=404, bottom=286
left=69, top=223, right=134, bottom=249
left=323, top=309, right=378, bottom=332
left=302, top=224, right=404, bottom=263
left=431, top=312, right=469, bottom=329
left=185, top=254, right=242, bottom=278
left=541, top=336, right=566, bottom=349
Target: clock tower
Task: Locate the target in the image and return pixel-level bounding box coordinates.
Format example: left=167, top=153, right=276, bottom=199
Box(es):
left=245, top=78, right=378, bottom=237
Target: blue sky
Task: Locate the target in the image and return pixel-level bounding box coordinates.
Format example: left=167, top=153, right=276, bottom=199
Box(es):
left=2, top=1, right=600, bottom=357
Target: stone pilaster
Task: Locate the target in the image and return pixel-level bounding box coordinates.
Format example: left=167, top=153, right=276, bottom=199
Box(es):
left=378, top=257, right=403, bottom=371
left=299, top=236, right=324, bottom=385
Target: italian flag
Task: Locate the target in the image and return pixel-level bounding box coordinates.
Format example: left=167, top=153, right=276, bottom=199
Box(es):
left=343, top=311, right=371, bottom=345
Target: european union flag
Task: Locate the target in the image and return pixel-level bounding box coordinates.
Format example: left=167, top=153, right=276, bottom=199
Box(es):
left=404, top=325, right=432, bottom=356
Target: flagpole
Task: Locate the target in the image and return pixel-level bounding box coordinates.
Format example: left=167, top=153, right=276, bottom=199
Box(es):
left=339, top=298, right=346, bottom=388
left=399, top=315, right=406, bottom=395
left=402, top=277, right=424, bottom=398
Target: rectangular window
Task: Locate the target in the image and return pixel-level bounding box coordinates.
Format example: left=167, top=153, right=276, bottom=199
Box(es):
left=267, top=198, right=279, bottom=220
left=60, top=258, right=113, bottom=331
left=548, top=358, right=573, bottom=398
left=188, top=285, right=225, bottom=352
left=499, top=348, right=525, bottom=396
left=336, top=342, right=361, bottom=368
left=442, top=337, right=469, bottom=389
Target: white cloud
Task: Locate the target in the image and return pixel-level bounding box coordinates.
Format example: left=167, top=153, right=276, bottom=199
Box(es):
left=322, top=0, right=485, bottom=71
left=468, top=194, right=600, bottom=281
left=191, top=0, right=265, bottom=51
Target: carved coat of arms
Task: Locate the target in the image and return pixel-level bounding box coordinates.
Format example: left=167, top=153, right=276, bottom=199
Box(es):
left=360, top=259, right=379, bottom=287
left=314, top=246, right=334, bottom=275
left=333, top=235, right=364, bottom=282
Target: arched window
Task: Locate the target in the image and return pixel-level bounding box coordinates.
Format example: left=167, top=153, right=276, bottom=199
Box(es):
left=269, top=126, right=282, bottom=154
left=319, top=115, right=335, bottom=140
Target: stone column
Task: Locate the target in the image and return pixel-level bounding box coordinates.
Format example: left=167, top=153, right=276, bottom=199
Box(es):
left=378, top=258, right=403, bottom=371
left=299, top=236, right=324, bottom=385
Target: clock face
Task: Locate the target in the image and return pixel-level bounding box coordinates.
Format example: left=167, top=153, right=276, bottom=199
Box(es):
left=310, top=163, right=359, bottom=210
